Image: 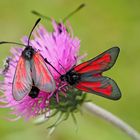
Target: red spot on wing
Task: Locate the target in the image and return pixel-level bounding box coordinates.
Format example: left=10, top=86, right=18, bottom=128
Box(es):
left=74, top=61, right=88, bottom=71
left=15, top=82, right=24, bottom=90
left=74, top=53, right=111, bottom=74
left=94, top=85, right=112, bottom=95
left=15, top=57, right=26, bottom=81
left=76, top=84, right=89, bottom=92
left=76, top=81, right=112, bottom=96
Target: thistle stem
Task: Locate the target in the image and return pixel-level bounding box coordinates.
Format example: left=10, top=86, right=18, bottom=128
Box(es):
left=83, top=102, right=140, bottom=140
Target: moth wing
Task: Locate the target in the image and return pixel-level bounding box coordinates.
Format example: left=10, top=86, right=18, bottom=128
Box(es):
left=75, top=75, right=121, bottom=100
left=31, top=52, right=56, bottom=93
left=12, top=57, right=32, bottom=101
left=74, top=47, right=120, bottom=74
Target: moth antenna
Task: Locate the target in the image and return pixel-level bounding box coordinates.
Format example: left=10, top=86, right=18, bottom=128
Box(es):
left=44, top=58, right=62, bottom=76
left=54, top=56, right=67, bottom=72
left=32, top=11, right=52, bottom=21
left=63, top=3, right=85, bottom=22
left=27, top=18, right=41, bottom=46
left=32, top=3, right=85, bottom=23
left=58, top=61, right=67, bottom=73
left=0, top=41, right=26, bottom=47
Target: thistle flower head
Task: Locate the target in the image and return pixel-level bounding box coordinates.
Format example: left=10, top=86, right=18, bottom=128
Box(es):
left=0, top=20, right=86, bottom=121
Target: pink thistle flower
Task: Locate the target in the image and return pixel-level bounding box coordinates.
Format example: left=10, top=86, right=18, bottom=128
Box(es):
left=0, top=20, right=82, bottom=120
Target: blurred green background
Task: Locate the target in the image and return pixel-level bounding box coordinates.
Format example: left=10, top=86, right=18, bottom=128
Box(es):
left=0, top=0, right=140, bottom=140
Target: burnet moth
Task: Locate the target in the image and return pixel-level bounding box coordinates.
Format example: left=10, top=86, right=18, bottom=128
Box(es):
left=0, top=18, right=56, bottom=101
left=45, top=47, right=121, bottom=100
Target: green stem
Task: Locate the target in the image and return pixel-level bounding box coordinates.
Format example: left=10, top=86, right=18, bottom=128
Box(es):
left=83, top=102, right=140, bottom=140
